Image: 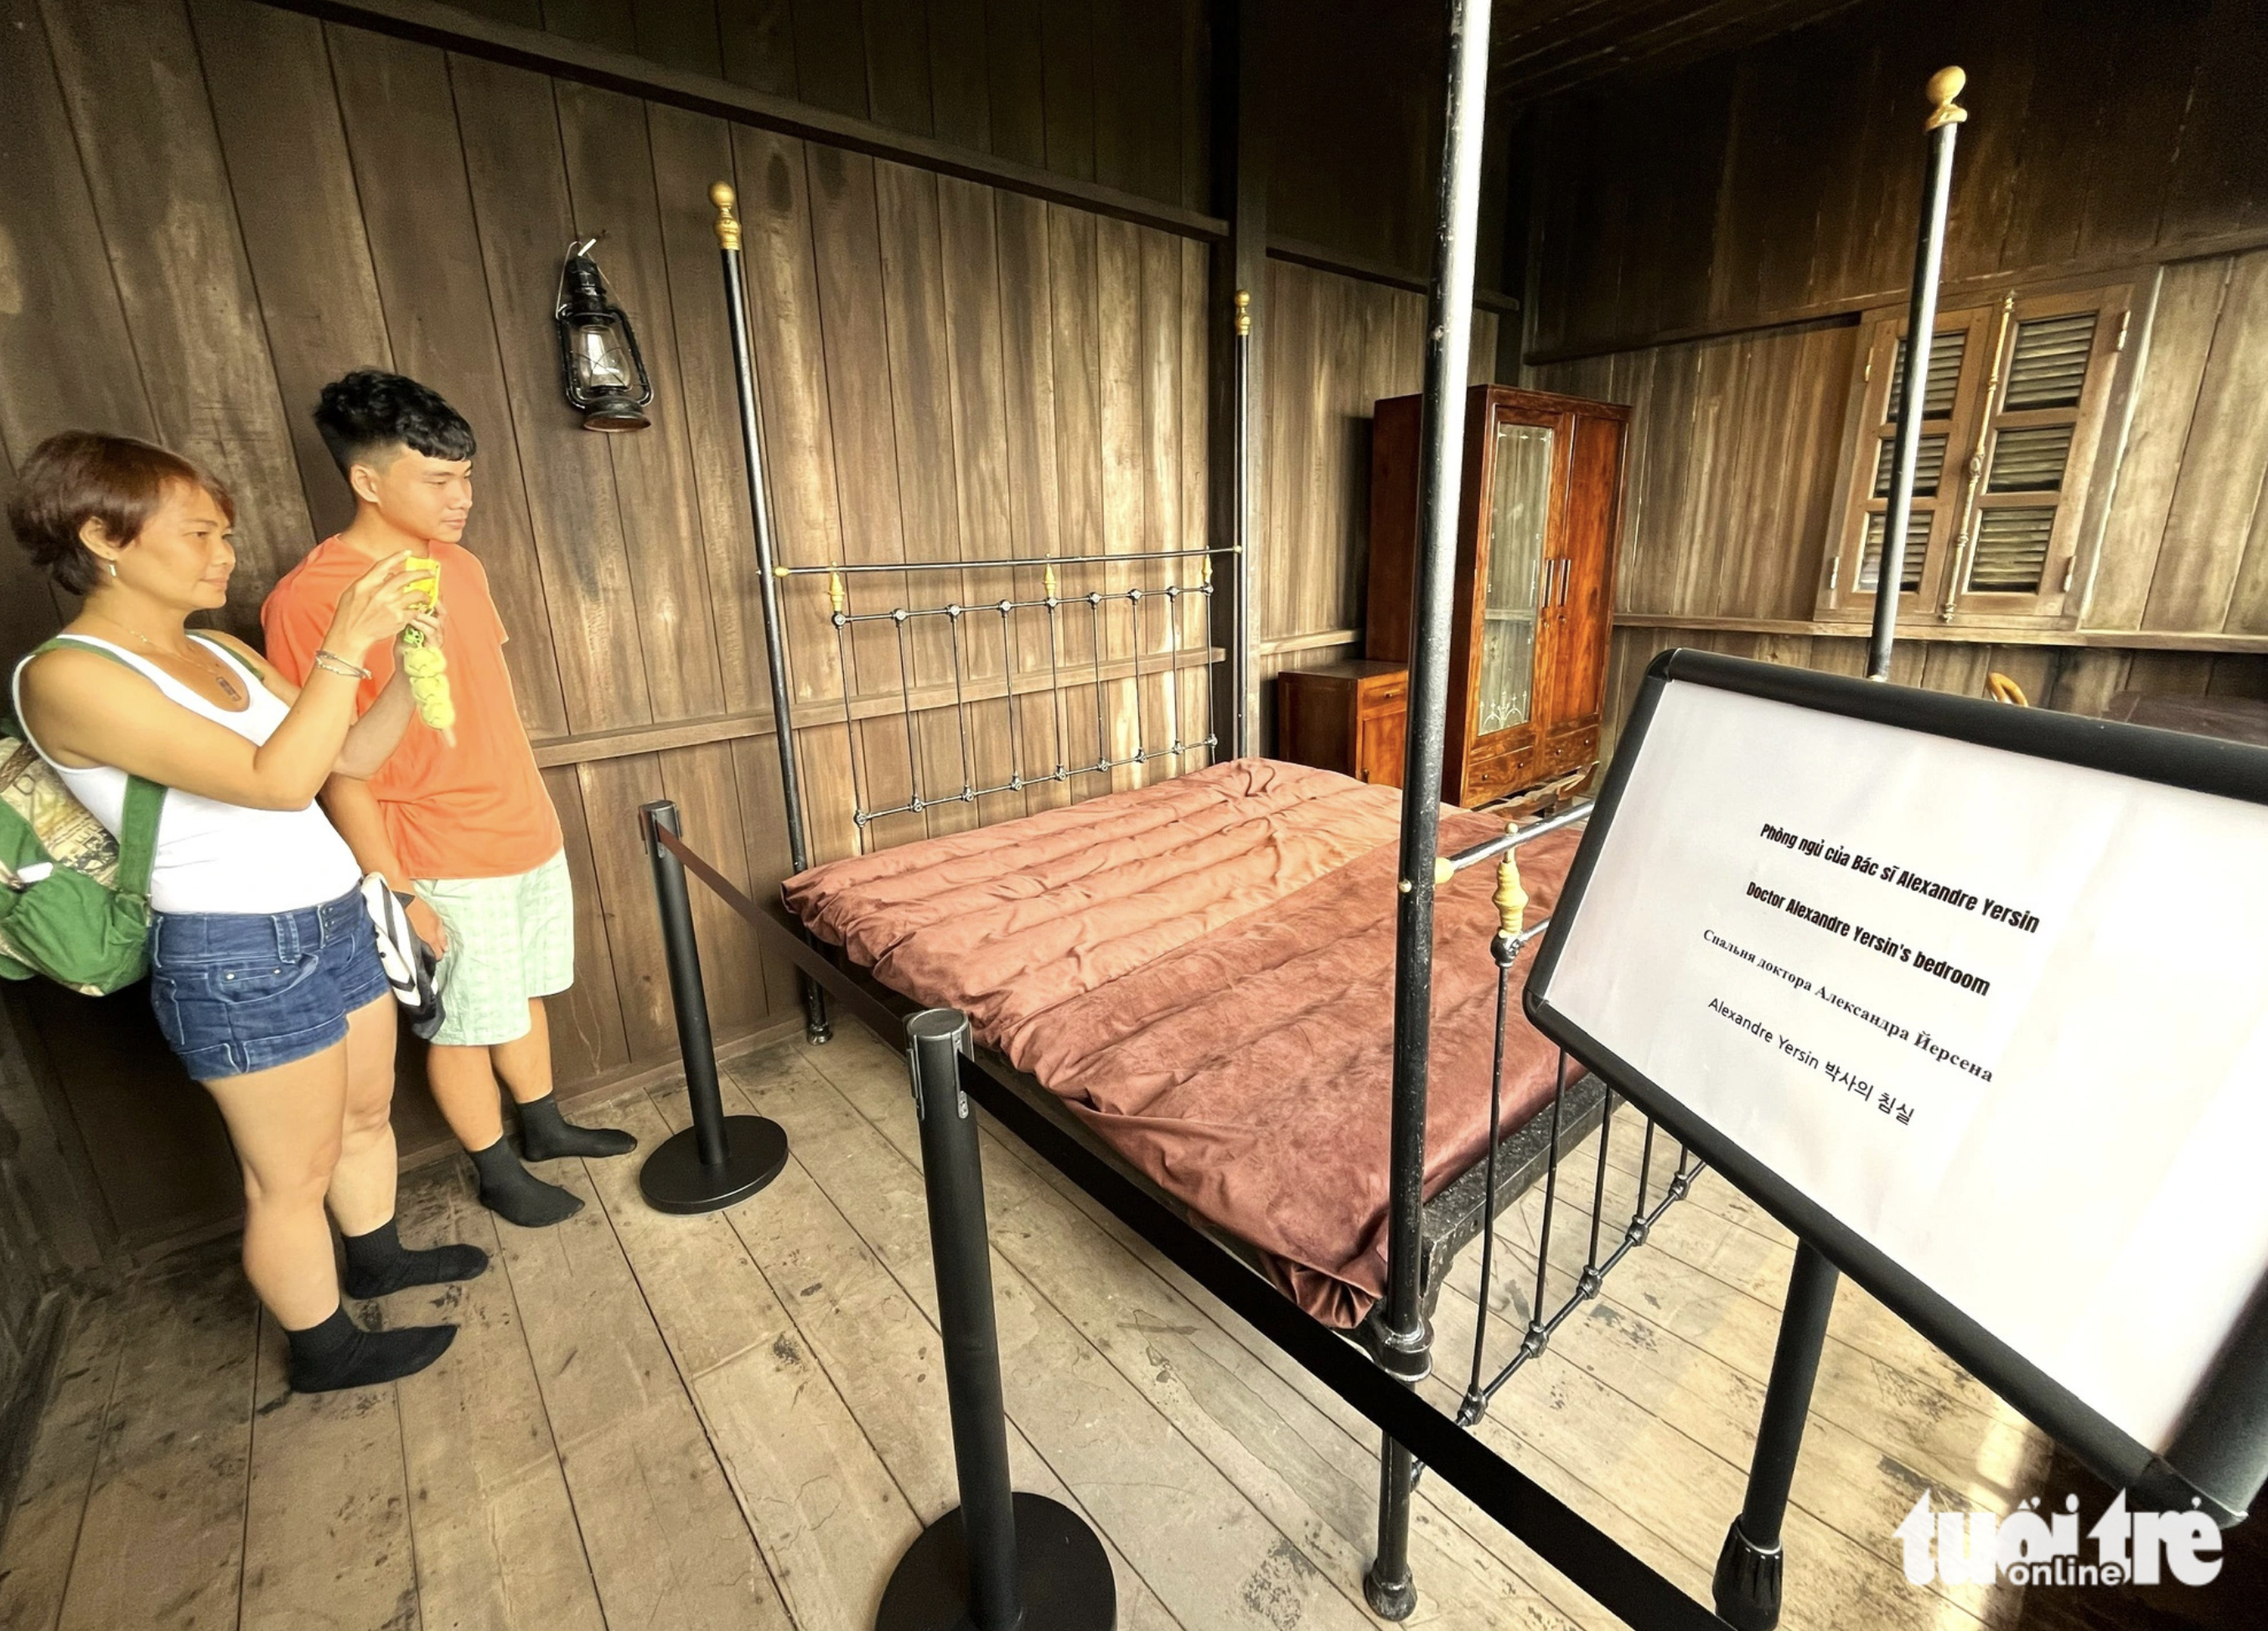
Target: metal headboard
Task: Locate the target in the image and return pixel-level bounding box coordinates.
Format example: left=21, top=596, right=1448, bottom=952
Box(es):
left=706, top=180, right=1254, bottom=883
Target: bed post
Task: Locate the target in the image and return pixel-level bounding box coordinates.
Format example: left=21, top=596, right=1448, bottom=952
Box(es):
left=1232, top=290, right=1255, bottom=757
left=1866, top=68, right=1966, bottom=685
left=1366, top=0, right=1493, bottom=1619
left=1712, top=68, right=1967, bottom=1631
left=712, top=180, right=831, bottom=1044
left=1209, top=0, right=1265, bottom=759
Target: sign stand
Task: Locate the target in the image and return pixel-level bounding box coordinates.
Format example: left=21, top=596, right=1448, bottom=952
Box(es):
left=1710, top=63, right=1972, bottom=1628
left=1530, top=649, right=2268, bottom=1539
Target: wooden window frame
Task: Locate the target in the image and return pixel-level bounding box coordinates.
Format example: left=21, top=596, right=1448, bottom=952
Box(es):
left=1817, top=281, right=2133, bottom=631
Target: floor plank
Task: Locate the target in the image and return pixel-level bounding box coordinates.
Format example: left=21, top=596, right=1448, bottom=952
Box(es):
left=614, top=1074, right=1184, bottom=1629
left=489, top=1135, right=790, bottom=1629
left=731, top=1043, right=1381, bottom=1631
left=389, top=1168, right=607, bottom=1631
left=0, top=1294, right=122, bottom=1631
left=240, top=1307, right=418, bottom=1631
left=56, top=1250, right=254, bottom=1631
left=789, top=1028, right=1611, bottom=1631
left=4, top=1036, right=2081, bottom=1631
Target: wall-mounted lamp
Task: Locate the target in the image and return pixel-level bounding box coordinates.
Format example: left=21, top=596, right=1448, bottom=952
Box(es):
left=555, top=237, right=652, bottom=432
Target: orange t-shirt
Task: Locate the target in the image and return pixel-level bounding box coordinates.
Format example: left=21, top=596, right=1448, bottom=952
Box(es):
left=261, top=536, right=561, bottom=881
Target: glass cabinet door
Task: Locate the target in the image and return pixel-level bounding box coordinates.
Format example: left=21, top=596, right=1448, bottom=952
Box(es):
left=1477, top=421, right=1553, bottom=736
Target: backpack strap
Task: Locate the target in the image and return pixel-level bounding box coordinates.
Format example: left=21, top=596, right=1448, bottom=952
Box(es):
left=14, top=638, right=168, bottom=900
left=112, top=773, right=164, bottom=902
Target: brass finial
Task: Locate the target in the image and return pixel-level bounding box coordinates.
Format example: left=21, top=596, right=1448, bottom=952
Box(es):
left=1494, top=849, right=1529, bottom=937
left=711, top=181, right=743, bottom=251
left=827, top=570, right=846, bottom=615
left=1924, top=66, right=1967, bottom=131
left=1234, top=289, right=1251, bottom=338
left=1043, top=564, right=1058, bottom=600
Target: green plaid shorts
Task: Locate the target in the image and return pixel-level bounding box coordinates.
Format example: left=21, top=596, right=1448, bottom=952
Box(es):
left=413, top=849, right=574, bottom=1047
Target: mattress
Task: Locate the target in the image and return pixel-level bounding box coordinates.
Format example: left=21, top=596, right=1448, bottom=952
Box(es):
left=783, top=758, right=1582, bottom=1327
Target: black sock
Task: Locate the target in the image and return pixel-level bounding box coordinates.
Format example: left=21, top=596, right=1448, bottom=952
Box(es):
left=285, top=1304, right=455, bottom=1393
left=341, top=1217, right=489, bottom=1300
left=516, top=1093, right=637, bottom=1161
left=469, top=1137, right=583, bottom=1226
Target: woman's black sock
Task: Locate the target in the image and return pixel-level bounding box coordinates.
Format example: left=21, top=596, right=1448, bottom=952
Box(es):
left=285, top=1304, right=455, bottom=1393
left=340, top=1217, right=490, bottom=1300
left=516, top=1093, right=637, bottom=1161
left=469, top=1137, right=583, bottom=1226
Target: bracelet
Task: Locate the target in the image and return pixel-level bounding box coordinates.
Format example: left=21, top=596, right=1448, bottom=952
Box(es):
left=312, top=650, right=370, bottom=681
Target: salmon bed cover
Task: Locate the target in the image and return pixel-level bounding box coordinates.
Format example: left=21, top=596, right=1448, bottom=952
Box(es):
left=781, top=758, right=1584, bottom=1327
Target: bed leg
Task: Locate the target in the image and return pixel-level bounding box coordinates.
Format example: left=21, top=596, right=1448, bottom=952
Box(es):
left=1713, top=1240, right=1839, bottom=1630
left=1364, top=1442, right=1419, bottom=1620
left=802, top=977, right=834, bottom=1044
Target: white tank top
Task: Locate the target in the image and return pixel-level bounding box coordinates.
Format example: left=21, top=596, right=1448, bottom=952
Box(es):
left=15, top=634, right=362, bottom=917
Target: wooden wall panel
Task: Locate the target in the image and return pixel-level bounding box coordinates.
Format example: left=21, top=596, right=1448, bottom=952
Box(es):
left=327, top=24, right=572, bottom=738
left=188, top=0, right=396, bottom=544
left=1528, top=0, right=2268, bottom=359
left=1246, top=258, right=1513, bottom=750
left=496, top=0, right=1208, bottom=210
left=1521, top=0, right=2268, bottom=757
left=39, top=0, right=315, bottom=628
left=1600, top=628, right=2268, bottom=771
left=1532, top=323, right=1858, bottom=626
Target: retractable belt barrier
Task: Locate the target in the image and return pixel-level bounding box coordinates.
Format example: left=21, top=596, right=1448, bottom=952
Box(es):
left=647, top=816, right=1730, bottom=1631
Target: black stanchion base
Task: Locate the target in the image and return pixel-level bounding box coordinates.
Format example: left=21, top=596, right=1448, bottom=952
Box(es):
left=1361, top=1562, right=1416, bottom=1621
left=877, top=1493, right=1116, bottom=1631
left=1711, top=1516, right=1784, bottom=1631
left=639, top=1116, right=789, bottom=1214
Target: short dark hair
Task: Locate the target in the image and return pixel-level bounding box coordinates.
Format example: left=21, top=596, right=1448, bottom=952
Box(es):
left=313, top=369, right=476, bottom=475
left=7, top=432, right=237, bottom=596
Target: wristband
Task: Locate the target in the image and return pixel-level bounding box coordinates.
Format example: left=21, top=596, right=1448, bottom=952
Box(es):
left=312, top=650, right=370, bottom=681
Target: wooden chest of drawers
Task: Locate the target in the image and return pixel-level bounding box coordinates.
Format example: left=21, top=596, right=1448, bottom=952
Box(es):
left=1276, top=660, right=1409, bottom=788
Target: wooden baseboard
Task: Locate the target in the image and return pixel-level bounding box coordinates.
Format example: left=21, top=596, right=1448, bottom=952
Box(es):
left=1612, top=613, right=2268, bottom=654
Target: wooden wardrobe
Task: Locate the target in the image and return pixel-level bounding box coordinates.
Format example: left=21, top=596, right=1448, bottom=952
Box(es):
left=1364, top=385, right=1628, bottom=807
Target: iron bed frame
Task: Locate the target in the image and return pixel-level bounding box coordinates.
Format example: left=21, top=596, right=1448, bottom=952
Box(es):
left=685, top=11, right=1979, bottom=1624
left=704, top=159, right=1706, bottom=1619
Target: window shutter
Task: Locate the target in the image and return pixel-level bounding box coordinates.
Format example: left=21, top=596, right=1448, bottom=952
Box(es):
left=1965, top=509, right=2056, bottom=593
left=1822, top=283, right=2129, bottom=628
left=1885, top=330, right=1967, bottom=421
left=1858, top=514, right=1927, bottom=593
left=1999, top=314, right=2095, bottom=410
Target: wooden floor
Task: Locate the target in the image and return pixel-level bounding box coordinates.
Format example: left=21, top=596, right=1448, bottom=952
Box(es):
left=0, top=1028, right=2059, bottom=1631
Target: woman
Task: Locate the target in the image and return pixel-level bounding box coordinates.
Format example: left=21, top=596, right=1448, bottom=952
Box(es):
left=10, top=431, right=484, bottom=1393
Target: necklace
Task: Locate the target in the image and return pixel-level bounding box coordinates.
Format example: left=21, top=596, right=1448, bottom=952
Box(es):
left=90, top=617, right=246, bottom=705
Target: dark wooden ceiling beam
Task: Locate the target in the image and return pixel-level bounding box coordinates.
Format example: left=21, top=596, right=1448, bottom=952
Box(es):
left=1488, top=0, right=1862, bottom=103
left=249, top=0, right=1231, bottom=241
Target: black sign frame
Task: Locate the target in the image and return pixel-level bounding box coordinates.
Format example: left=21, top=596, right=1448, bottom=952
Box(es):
left=1525, top=648, right=2268, bottom=1525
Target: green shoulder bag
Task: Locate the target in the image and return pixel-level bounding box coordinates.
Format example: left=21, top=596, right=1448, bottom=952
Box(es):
left=2, top=639, right=168, bottom=994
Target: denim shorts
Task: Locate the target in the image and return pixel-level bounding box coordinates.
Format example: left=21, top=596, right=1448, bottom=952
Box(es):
left=148, top=887, right=391, bottom=1081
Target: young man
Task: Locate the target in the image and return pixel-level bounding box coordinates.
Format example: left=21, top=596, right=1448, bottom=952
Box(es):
left=262, top=370, right=633, bottom=1227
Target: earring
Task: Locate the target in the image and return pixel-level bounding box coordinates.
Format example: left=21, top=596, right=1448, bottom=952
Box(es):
left=106, top=560, right=118, bottom=578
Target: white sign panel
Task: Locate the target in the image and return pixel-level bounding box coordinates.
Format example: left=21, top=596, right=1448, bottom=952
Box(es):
left=1541, top=679, right=2268, bottom=1457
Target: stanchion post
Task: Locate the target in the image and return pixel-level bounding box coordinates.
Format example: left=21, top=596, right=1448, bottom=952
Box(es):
left=635, top=800, right=790, bottom=1215
left=877, top=1010, right=1115, bottom=1631
left=1714, top=1239, right=1840, bottom=1629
